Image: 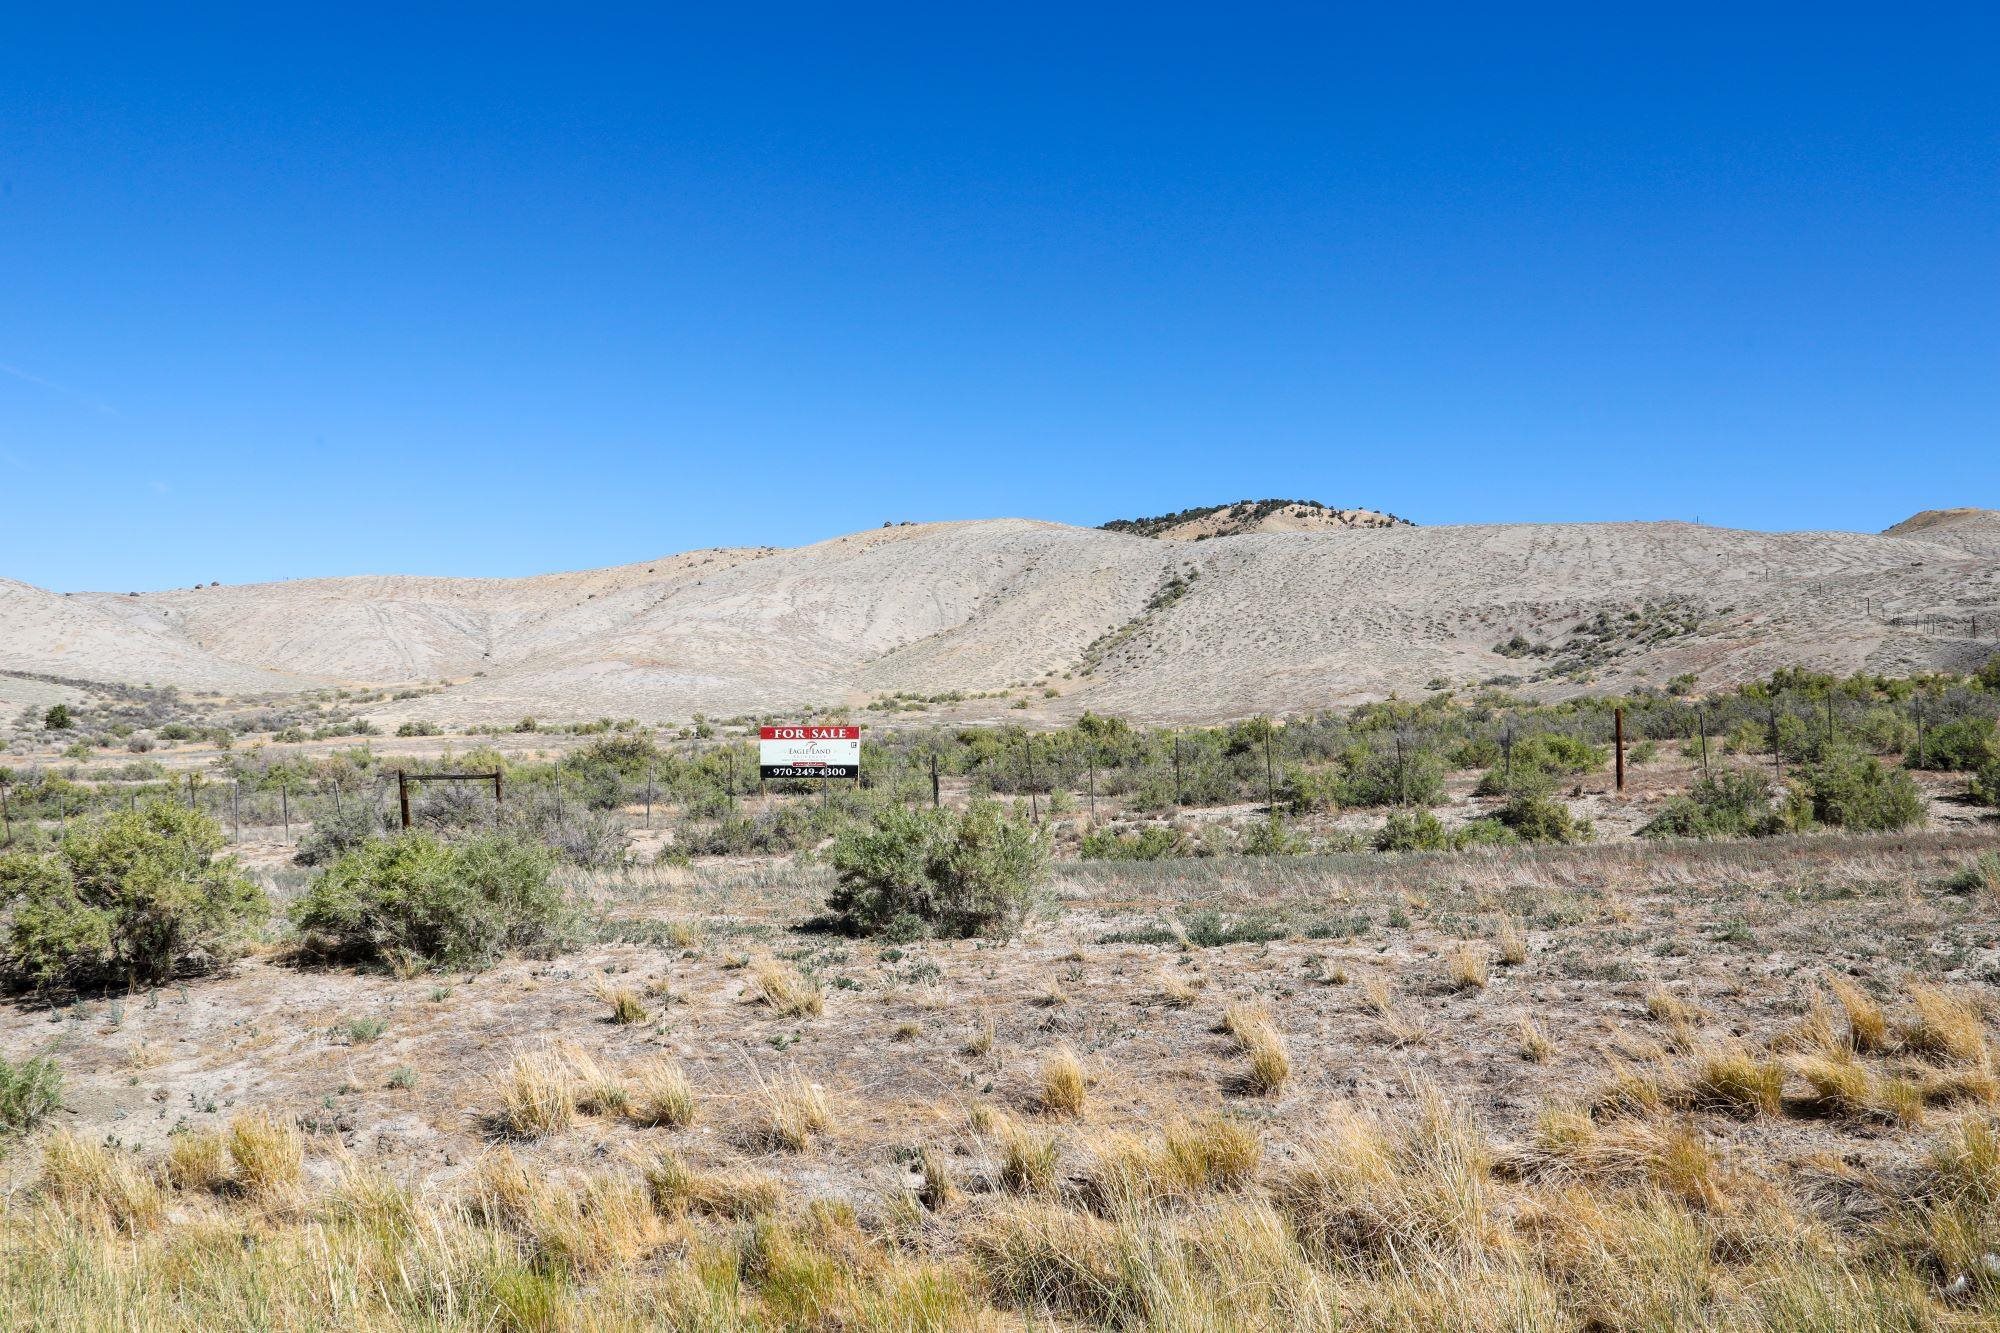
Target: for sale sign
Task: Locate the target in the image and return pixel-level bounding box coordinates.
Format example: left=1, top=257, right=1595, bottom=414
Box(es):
left=759, top=725, right=861, bottom=780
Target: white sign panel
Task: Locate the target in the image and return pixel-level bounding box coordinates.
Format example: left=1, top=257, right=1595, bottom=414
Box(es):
left=759, top=725, right=861, bottom=779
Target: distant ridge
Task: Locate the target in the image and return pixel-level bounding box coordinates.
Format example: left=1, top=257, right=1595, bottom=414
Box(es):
left=1100, top=499, right=1414, bottom=540
left=1, top=508, right=1995, bottom=726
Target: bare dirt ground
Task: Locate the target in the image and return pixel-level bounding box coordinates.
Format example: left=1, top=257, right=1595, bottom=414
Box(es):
left=8, top=818, right=1997, bottom=1214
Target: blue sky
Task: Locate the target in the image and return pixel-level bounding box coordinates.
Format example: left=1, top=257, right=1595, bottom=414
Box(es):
left=2, top=4, right=1994, bottom=590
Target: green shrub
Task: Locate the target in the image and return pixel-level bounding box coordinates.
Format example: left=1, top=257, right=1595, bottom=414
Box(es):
left=1639, top=771, right=1787, bottom=840
left=825, top=803, right=1046, bottom=938
left=1079, top=825, right=1187, bottom=860
left=0, top=804, right=267, bottom=990
left=1908, top=717, right=1998, bottom=772
left=1498, top=792, right=1591, bottom=844
left=0, top=1054, right=61, bottom=1132
left=1337, top=745, right=1445, bottom=807
left=1374, top=810, right=1450, bottom=852
left=291, top=832, right=567, bottom=969
left=293, top=804, right=386, bottom=867
left=1790, top=746, right=1926, bottom=832
left=1476, top=732, right=1605, bottom=795
left=1241, top=817, right=1309, bottom=856
left=42, top=705, right=72, bottom=732
left=1974, top=758, right=2000, bottom=808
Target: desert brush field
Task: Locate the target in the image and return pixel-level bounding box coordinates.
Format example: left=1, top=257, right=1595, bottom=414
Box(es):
left=0, top=656, right=1998, bottom=1329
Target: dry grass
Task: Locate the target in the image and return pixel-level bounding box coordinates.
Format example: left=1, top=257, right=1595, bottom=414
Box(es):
left=751, top=956, right=825, bottom=1018
left=1687, top=1043, right=1785, bottom=1118
left=995, top=1115, right=1060, bottom=1194
left=1643, top=986, right=1699, bottom=1026
left=1902, top=984, right=1987, bottom=1064
left=601, top=985, right=648, bottom=1025
left=627, top=1055, right=698, bottom=1128
left=226, top=1111, right=305, bottom=1199
left=1494, top=917, right=1528, bottom=966
left=1445, top=943, right=1488, bottom=992
left=501, top=1047, right=580, bottom=1138
left=1362, top=977, right=1424, bottom=1046
left=164, top=1128, right=230, bottom=1192
left=1038, top=1045, right=1088, bottom=1117
left=761, top=1070, right=833, bottom=1151
left=1517, top=1016, right=1554, bottom=1063
left=1223, top=1004, right=1292, bottom=1094
left=1829, top=976, right=1889, bottom=1054
left=644, top=1150, right=783, bottom=1219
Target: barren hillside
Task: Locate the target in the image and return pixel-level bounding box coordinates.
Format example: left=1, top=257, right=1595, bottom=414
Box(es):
left=5, top=510, right=1996, bottom=725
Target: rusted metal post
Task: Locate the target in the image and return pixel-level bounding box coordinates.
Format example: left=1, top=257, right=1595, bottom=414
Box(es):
left=493, top=770, right=504, bottom=805
left=1263, top=727, right=1277, bottom=813
left=232, top=782, right=240, bottom=838
left=1086, top=751, right=1097, bottom=825
left=1698, top=708, right=1710, bottom=778
left=397, top=769, right=411, bottom=829
left=281, top=785, right=290, bottom=838
left=0, top=771, right=9, bottom=843
left=930, top=754, right=940, bottom=809
left=1614, top=707, right=1625, bottom=794
left=187, top=772, right=197, bottom=808
left=645, top=763, right=654, bottom=828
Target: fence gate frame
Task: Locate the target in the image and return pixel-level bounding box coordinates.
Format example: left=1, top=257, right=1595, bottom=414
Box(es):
left=395, top=768, right=503, bottom=829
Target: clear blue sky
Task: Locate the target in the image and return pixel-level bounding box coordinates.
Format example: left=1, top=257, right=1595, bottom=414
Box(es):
left=3, top=5, right=1994, bottom=590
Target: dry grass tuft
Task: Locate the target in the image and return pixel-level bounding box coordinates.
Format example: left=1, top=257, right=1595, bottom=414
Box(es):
left=1643, top=986, right=1699, bottom=1026
left=752, top=956, right=825, bottom=1018
left=1445, top=943, right=1489, bottom=991
left=644, top=1150, right=783, bottom=1219
left=960, top=1017, right=996, bottom=1057
left=501, top=1047, right=580, bottom=1138
left=163, top=1129, right=229, bottom=1192
left=1078, top=1117, right=1260, bottom=1215
left=1495, top=917, right=1528, bottom=966
left=1793, top=1051, right=1926, bottom=1126
left=602, top=986, right=648, bottom=1025
left=1223, top=1005, right=1292, bottom=1094
left=1517, top=1015, right=1554, bottom=1063
left=1902, top=984, right=1987, bottom=1065
left=39, top=1131, right=164, bottom=1232
left=1152, top=972, right=1200, bottom=1008
left=1688, top=1042, right=1784, bottom=1117
left=762, top=1070, right=833, bottom=1151
left=1828, top=976, right=1889, bottom=1054
left=1038, top=1045, right=1088, bottom=1117
left=227, top=1110, right=305, bottom=1199
left=1362, top=978, right=1424, bottom=1047
left=627, top=1056, right=698, bottom=1128
left=995, top=1116, right=1059, bottom=1193
left=917, top=1147, right=961, bottom=1212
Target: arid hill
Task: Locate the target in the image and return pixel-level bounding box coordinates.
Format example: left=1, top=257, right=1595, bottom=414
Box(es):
left=3, top=510, right=1996, bottom=725
left=1101, top=499, right=1411, bottom=539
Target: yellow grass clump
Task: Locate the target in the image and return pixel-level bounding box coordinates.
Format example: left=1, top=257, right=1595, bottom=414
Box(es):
left=227, top=1111, right=305, bottom=1200
left=752, top=957, right=825, bottom=1018
left=1038, top=1045, right=1088, bottom=1117
left=1446, top=943, right=1489, bottom=991
left=501, top=1048, right=580, bottom=1138
left=762, top=1071, right=833, bottom=1151
left=627, top=1056, right=698, bottom=1129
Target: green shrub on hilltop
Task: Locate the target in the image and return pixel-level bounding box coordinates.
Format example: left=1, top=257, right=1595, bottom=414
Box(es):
left=0, top=803, right=267, bottom=990
left=291, top=832, right=566, bottom=969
